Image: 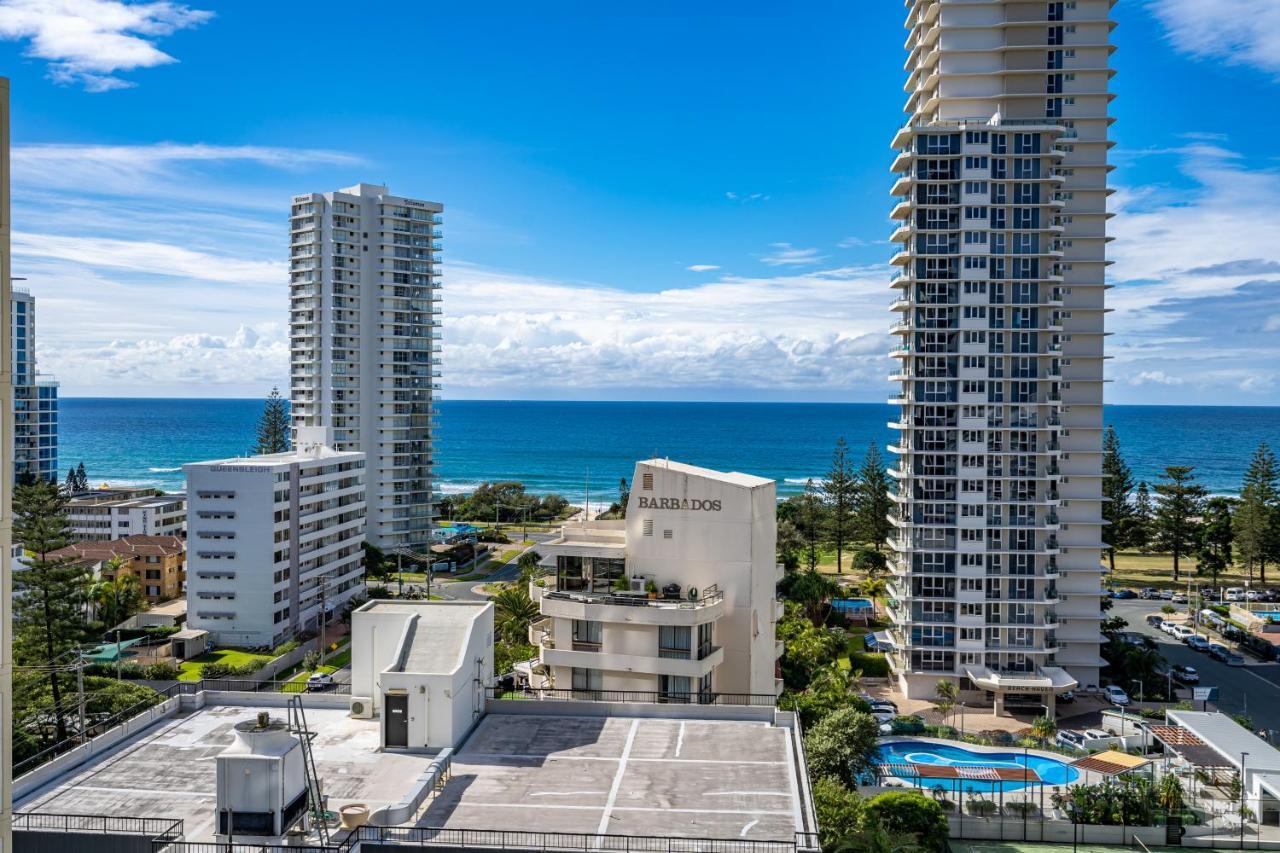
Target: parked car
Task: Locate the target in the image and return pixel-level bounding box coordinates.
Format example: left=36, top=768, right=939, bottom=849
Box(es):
left=1058, top=690, right=1076, bottom=704
left=1056, top=730, right=1087, bottom=750
left=1171, top=664, right=1200, bottom=684
left=1225, top=653, right=1246, bottom=667
left=1103, top=685, right=1131, bottom=706
left=305, top=672, right=335, bottom=691
left=1114, top=589, right=1137, bottom=600
left=1187, top=635, right=1211, bottom=652
left=1146, top=614, right=1165, bottom=628
left=1209, top=643, right=1231, bottom=661
left=1159, top=589, right=1175, bottom=600
left=1226, top=587, right=1246, bottom=602
left=1083, top=729, right=1113, bottom=742
left=1139, top=587, right=1158, bottom=600
left=1082, top=683, right=1100, bottom=694
left=1172, top=592, right=1189, bottom=604
left=1247, top=590, right=1263, bottom=601
left=872, top=708, right=897, bottom=724
left=869, top=700, right=898, bottom=714
left=1171, top=625, right=1195, bottom=641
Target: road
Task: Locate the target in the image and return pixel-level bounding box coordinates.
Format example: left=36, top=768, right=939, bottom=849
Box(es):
left=383, top=531, right=558, bottom=603
left=1110, top=598, right=1280, bottom=731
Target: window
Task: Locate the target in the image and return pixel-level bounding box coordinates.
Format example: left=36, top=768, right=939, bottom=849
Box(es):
left=659, top=625, right=692, bottom=659
left=572, top=620, right=602, bottom=650
left=961, top=603, right=981, bottom=617
left=659, top=674, right=692, bottom=703
left=642, top=472, right=653, bottom=490
left=571, top=667, right=603, bottom=694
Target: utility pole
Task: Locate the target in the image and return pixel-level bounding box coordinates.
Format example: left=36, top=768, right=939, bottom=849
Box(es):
left=397, top=550, right=403, bottom=598
left=115, top=629, right=122, bottom=681
left=76, top=648, right=86, bottom=740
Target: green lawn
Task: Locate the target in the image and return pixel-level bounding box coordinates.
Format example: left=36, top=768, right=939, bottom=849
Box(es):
left=178, top=648, right=272, bottom=682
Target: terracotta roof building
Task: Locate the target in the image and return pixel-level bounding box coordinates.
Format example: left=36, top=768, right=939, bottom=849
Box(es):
left=51, top=535, right=186, bottom=603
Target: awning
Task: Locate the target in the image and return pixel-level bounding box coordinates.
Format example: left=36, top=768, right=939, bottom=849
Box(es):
left=1070, top=750, right=1151, bottom=775
left=1149, top=724, right=1234, bottom=768
left=868, top=631, right=892, bottom=650
left=82, top=637, right=145, bottom=662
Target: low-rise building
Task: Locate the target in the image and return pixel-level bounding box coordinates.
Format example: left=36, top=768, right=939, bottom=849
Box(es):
left=49, top=534, right=186, bottom=602
left=350, top=600, right=493, bottom=750
left=65, top=490, right=187, bottom=541
left=183, top=428, right=366, bottom=649
left=528, top=458, right=782, bottom=700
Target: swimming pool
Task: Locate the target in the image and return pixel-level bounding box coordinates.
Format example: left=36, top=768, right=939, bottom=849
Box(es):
left=875, top=740, right=1080, bottom=793
left=831, top=598, right=873, bottom=613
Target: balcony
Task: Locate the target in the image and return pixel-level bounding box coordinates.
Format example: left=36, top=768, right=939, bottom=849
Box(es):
left=533, top=581, right=726, bottom=626
left=541, top=644, right=723, bottom=679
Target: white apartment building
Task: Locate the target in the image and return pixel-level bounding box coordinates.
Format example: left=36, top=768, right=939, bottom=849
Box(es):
left=885, top=0, right=1110, bottom=710
left=1, top=75, right=15, bottom=852
left=528, top=459, right=782, bottom=700
left=11, top=289, right=57, bottom=485
left=184, top=428, right=366, bottom=648
left=289, top=183, right=441, bottom=551
left=65, top=490, right=186, bottom=541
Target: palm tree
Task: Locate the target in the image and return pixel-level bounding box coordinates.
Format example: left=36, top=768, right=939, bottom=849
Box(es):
left=516, top=549, right=543, bottom=582
left=829, top=827, right=923, bottom=853
left=933, top=679, right=958, bottom=727
left=492, top=585, right=541, bottom=644
left=1031, top=715, right=1057, bottom=748
left=1157, top=773, right=1184, bottom=816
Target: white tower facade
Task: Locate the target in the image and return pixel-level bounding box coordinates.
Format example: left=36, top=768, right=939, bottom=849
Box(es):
left=289, top=183, right=442, bottom=550
left=885, top=0, right=1111, bottom=706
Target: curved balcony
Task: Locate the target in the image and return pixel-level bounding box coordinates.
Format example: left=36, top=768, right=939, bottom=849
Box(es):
left=532, top=582, right=725, bottom=627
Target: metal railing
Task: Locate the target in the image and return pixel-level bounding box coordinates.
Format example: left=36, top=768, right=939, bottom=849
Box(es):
left=15, top=812, right=183, bottom=840
left=351, top=826, right=817, bottom=853
left=487, top=687, right=777, bottom=707
left=14, top=677, right=350, bottom=777
left=545, top=583, right=723, bottom=610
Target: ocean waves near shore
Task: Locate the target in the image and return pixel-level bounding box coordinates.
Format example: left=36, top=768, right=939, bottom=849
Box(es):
left=60, top=399, right=1279, bottom=501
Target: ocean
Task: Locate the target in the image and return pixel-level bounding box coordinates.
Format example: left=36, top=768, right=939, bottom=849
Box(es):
left=58, top=399, right=1280, bottom=502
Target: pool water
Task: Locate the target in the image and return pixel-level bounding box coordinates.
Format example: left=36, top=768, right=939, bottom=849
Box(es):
left=831, top=598, right=873, bottom=613
left=875, top=740, right=1080, bottom=793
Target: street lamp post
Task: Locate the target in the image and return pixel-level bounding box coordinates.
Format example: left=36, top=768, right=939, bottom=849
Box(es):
left=1240, top=751, right=1249, bottom=851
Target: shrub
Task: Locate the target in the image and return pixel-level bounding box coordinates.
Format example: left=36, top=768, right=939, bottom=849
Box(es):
left=862, top=790, right=950, bottom=851
left=813, top=777, right=863, bottom=849
left=848, top=652, right=889, bottom=677
left=477, top=529, right=510, bottom=544
left=966, top=798, right=997, bottom=817
left=303, top=650, right=322, bottom=672
left=272, top=639, right=301, bottom=656
left=804, top=707, right=880, bottom=786
left=144, top=662, right=181, bottom=680
left=200, top=663, right=232, bottom=679
left=890, top=715, right=925, bottom=735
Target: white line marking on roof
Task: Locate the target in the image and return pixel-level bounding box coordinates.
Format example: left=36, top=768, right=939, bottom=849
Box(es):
left=596, top=718, right=639, bottom=835
left=741, top=819, right=759, bottom=837
left=676, top=721, right=686, bottom=757
left=704, top=791, right=793, bottom=797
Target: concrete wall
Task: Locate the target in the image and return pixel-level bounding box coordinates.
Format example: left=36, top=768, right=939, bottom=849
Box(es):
left=14, top=831, right=154, bottom=853
left=485, top=697, right=780, bottom=724
left=947, top=817, right=1166, bottom=845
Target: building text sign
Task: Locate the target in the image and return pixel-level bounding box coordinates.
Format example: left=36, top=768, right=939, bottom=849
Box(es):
left=637, top=496, right=722, bottom=511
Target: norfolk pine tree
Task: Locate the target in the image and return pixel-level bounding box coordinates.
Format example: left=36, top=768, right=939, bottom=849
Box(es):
left=13, top=479, right=92, bottom=743
left=1237, top=442, right=1279, bottom=586
left=1101, top=426, right=1138, bottom=574
left=821, top=438, right=858, bottom=574
left=1153, top=466, right=1207, bottom=583
left=855, top=443, right=893, bottom=552
left=254, top=386, right=291, bottom=454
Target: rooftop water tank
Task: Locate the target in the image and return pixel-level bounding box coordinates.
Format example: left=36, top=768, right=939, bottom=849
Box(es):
left=215, top=712, right=307, bottom=838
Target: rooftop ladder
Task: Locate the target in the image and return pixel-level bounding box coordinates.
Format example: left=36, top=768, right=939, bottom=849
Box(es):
left=287, top=695, right=329, bottom=846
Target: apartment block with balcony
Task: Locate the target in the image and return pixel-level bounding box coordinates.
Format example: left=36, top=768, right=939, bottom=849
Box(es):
left=289, top=183, right=441, bottom=551
left=183, top=427, right=366, bottom=648
left=64, top=490, right=187, bottom=541
left=527, top=459, right=782, bottom=700
left=884, top=0, right=1111, bottom=710
left=50, top=535, right=186, bottom=603
left=11, top=289, right=57, bottom=485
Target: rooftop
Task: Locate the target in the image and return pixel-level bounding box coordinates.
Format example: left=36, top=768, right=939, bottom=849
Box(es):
left=637, top=458, right=773, bottom=490
left=418, top=712, right=807, bottom=843
left=1165, top=710, right=1280, bottom=773
left=185, top=443, right=363, bottom=470
left=357, top=600, right=491, bottom=675
left=17, top=703, right=812, bottom=848
left=49, top=534, right=185, bottom=562
left=16, top=703, right=437, bottom=843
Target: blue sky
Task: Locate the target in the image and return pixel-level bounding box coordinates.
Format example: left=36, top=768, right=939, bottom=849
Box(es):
left=2, top=0, right=1280, bottom=404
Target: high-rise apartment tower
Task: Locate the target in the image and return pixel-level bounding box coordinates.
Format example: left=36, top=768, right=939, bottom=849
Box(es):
left=11, top=289, right=58, bottom=484
left=1, top=74, right=15, bottom=853
left=885, top=0, right=1111, bottom=710
left=289, top=184, right=442, bottom=550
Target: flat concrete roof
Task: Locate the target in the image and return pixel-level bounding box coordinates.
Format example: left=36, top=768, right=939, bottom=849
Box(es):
left=418, top=713, right=805, bottom=843
left=16, top=704, right=438, bottom=842
left=359, top=600, right=491, bottom=675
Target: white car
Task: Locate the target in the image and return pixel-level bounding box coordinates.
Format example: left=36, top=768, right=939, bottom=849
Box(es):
left=1247, top=590, right=1263, bottom=601
left=305, top=672, right=335, bottom=691
left=1103, top=685, right=1130, bottom=706
left=1172, top=592, right=1188, bottom=604
left=1226, top=587, right=1246, bottom=602
left=1169, top=625, right=1194, bottom=641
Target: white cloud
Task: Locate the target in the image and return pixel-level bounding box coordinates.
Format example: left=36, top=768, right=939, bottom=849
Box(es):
left=760, top=242, right=827, bottom=267
left=13, top=231, right=283, bottom=283
left=1127, top=370, right=1184, bottom=387
left=724, top=191, right=769, bottom=203
left=837, top=236, right=865, bottom=248
left=0, top=0, right=213, bottom=91
left=685, top=264, right=720, bottom=272
left=1149, top=0, right=1280, bottom=75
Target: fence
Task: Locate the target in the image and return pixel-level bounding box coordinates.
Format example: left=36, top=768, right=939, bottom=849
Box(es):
left=15, top=812, right=183, bottom=840
left=14, top=677, right=350, bottom=778
left=351, top=826, right=819, bottom=853
left=487, top=687, right=777, bottom=707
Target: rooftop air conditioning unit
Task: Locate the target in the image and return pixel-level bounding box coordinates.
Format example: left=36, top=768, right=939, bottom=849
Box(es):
left=350, top=696, right=374, bottom=719
left=630, top=577, right=646, bottom=594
